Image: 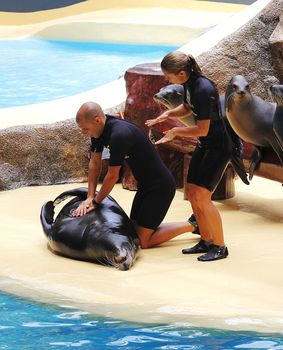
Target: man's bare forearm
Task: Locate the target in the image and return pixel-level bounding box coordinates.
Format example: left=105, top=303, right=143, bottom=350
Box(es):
left=94, top=166, right=121, bottom=203
left=87, top=153, right=102, bottom=199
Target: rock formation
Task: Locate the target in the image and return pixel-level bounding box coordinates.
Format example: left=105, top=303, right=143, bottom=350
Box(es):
left=197, top=0, right=282, bottom=99
left=0, top=120, right=89, bottom=191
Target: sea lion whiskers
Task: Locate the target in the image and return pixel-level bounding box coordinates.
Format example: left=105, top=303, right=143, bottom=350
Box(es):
left=103, top=253, right=127, bottom=271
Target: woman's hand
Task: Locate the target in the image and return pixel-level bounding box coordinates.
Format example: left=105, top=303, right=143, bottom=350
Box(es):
left=155, top=129, right=177, bottom=144
left=72, top=198, right=97, bottom=217
left=145, top=112, right=169, bottom=127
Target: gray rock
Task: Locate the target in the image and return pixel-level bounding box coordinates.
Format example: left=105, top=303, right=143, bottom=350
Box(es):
left=0, top=119, right=89, bottom=190
left=269, top=11, right=283, bottom=83
left=197, top=0, right=282, bottom=100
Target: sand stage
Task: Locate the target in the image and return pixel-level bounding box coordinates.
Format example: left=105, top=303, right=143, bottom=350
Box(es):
left=0, top=0, right=282, bottom=335
left=0, top=176, right=283, bottom=333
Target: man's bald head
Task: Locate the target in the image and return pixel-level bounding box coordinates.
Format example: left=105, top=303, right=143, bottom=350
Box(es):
left=76, top=102, right=105, bottom=124
left=76, top=102, right=106, bottom=138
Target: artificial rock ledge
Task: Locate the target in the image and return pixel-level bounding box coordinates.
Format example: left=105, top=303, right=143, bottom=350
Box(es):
left=0, top=119, right=89, bottom=191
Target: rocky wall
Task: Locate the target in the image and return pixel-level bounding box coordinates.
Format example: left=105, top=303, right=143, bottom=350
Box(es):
left=0, top=119, right=89, bottom=191
left=197, top=0, right=283, bottom=99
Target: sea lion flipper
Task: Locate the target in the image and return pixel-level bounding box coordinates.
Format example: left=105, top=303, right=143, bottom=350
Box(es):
left=249, top=147, right=262, bottom=180
left=53, top=187, right=88, bottom=206
left=231, top=154, right=249, bottom=185
left=40, top=200, right=55, bottom=238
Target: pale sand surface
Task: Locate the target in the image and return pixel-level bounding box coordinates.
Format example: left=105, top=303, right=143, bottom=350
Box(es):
left=0, top=0, right=246, bottom=26
left=0, top=177, right=282, bottom=333
left=0, top=1, right=246, bottom=42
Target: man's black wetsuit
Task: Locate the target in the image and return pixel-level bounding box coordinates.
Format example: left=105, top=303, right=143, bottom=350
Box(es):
left=91, top=115, right=175, bottom=229
left=183, top=73, right=232, bottom=192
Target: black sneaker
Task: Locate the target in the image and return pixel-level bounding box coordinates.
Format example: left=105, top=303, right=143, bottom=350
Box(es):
left=182, top=239, right=212, bottom=254
left=188, top=214, right=200, bottom=235
left=197, top=245, right=229, bottom=262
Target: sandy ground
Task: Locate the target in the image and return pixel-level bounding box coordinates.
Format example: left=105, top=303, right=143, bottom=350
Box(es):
left=0, top=177, right=283, bottom=333
left=0, top=0, right=246, bottom=26
left=0, top=1, right=246, bottom=44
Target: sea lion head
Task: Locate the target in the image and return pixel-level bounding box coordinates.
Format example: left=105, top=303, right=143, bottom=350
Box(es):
left=89, top=226, right=140, bottom=271
left=107, top=238, right=140, bottom=271
left=270, top=84, right=283, bottom=106
left=153, top=84, right=184, bottom=109
left=225, top=75, right=253, bottom=112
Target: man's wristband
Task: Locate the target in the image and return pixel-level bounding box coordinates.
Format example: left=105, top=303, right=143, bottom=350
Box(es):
left=92, top=198, right=100, bottom=206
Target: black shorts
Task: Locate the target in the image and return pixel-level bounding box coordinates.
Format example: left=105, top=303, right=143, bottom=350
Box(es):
left=130, top=174, right=176, bottom=230
left=187, top=142, right=232, bottom=192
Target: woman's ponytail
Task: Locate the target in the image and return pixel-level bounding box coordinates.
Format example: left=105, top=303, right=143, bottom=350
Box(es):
left=161, top=51, right=202, bottom=76
left=187, top=54, right=202, bottom=75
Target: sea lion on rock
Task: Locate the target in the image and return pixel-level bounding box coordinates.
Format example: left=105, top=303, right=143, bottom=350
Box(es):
left=270, top=84, right=283, bottom=151
left=225, top=75, right=283, bottom=180
left=153, top=84, right=249, bottom=185
left=40, top=187, right=140, bottom=271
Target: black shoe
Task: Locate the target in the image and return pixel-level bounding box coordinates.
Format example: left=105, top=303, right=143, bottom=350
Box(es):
left=182, top=239, right=212, bottom=254
left=197, top=245, right=229, bottom=261
left=188, top=214, right=200, bottom=235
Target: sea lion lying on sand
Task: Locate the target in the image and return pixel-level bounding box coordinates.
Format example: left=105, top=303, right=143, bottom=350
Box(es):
left=40, top=188, right=140, bottom=271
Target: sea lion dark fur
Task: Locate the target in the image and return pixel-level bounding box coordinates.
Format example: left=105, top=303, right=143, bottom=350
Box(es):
left=154, top=84, right=196, bottom=127
left=40, top=188, right=140, bottom=271
left=154, top=84, right=184, bottom=109
left=225, top=75, right=283, bottom=180
left=154, top=84, right=249, bottom=185
left=270, top=84, right=283, bottom=152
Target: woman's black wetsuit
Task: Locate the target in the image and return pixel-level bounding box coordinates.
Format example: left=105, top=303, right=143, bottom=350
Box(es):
left=183, top=73, right=232, bottom=192
left=90, top=115, right=175, bottom=230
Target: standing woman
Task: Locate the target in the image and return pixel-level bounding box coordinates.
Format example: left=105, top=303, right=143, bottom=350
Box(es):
left=146, top=51, right=232, bottom=261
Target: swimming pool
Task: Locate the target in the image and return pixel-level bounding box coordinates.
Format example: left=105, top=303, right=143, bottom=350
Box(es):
left=1, top=291, right=283, bottom=349
left=0, top=39, right=177, bottom=108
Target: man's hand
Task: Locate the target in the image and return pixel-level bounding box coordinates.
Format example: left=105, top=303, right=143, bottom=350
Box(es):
left=72, top=198, right=97, bottom=217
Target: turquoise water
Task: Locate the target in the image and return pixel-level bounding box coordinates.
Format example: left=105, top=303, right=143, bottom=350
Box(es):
left=1, top=291, right=283, bottom=350
left=0, top=39, right=177, bottom=108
